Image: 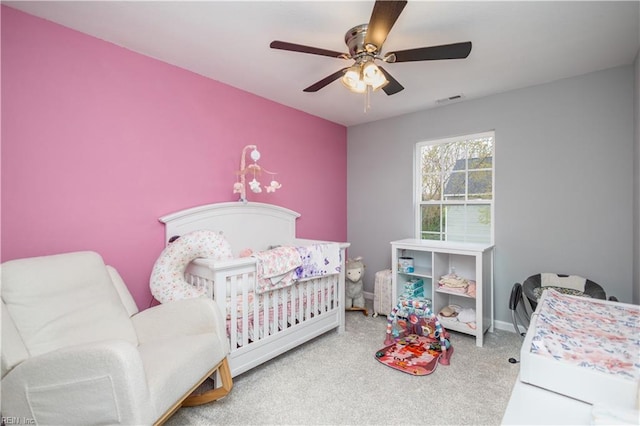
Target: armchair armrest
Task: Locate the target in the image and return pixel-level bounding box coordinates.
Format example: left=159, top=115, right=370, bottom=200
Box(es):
left=132, top=297, right=227, bottom=345
left=1, top=340, right=154, bottom=425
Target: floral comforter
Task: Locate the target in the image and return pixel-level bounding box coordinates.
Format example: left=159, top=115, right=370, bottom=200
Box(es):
left=293, top=243, right=341, bottom=280
left=253, top=246, right=301, bottom=294
left=530, top=289, right=640, bottom=381
left=253, top=243, right=341, bottom=293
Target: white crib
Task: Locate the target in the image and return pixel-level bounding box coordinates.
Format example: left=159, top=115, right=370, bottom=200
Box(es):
left=159, top=201, right=349, bottom=377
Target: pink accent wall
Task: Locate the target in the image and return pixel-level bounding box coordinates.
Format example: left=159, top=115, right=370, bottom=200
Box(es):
left=1, top=6, right=347, bottom=310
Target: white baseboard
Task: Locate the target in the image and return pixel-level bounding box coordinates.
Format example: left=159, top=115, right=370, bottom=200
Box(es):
left=493, top=319, right=525, bottom=334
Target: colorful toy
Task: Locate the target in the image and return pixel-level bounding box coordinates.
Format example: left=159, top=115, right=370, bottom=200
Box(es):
left=375, top=298, right=453, bottom=375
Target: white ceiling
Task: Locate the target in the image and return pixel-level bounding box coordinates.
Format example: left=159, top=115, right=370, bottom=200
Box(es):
left=5, top=1, right=640, bottom=127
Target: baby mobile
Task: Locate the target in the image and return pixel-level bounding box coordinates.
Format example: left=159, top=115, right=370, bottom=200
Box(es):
left=233, top=144, right=282, bottom=202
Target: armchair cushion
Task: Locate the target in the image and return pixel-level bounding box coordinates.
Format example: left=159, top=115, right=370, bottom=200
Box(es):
left=132, top=297, right=228, bottom=345
left=1, top=252, right=138, bottom=359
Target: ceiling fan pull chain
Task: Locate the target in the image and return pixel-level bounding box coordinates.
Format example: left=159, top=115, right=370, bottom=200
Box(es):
left=364, top=88, right=367, bottom=113
left=364, top=85, right=371, bottom=113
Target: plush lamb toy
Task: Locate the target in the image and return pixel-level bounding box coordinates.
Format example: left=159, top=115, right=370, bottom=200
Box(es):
left=346, top=257, right=366, bottom=309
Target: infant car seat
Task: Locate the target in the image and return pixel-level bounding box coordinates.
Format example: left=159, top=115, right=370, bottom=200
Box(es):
left=522, top=273, right=607, bottom=311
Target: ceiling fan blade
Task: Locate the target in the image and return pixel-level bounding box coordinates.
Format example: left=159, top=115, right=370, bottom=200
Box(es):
left=377, top=66, right=404, bottom=96
left=365, top=0, right=407, bottom=51
left=270, top=41, right=347, bottom=59
left=387, top=41, right=472, bottom=63
left=303, top=68, right=348, bottom=92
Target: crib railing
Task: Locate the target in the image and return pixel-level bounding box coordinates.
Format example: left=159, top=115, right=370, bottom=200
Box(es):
left=185, top=257, right=341, bottom=350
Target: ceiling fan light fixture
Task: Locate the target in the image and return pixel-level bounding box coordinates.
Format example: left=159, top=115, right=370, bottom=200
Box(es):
left=341, top=61, right=388, bottom=94
left=362, top=61, right=388, bottom=90
left=341, top=65, right=367, bottom=93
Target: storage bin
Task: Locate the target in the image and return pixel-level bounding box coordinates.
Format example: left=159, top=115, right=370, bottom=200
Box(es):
left=398, top=257, right=414, bottom=273
left=373, top=269, right=393, bottom=317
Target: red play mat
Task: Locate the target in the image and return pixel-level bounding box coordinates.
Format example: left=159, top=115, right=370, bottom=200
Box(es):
left=375, top=334, right=453, bottom=376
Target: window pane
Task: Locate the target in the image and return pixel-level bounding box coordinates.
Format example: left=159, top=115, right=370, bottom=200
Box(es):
left=467, top=138, right=494, bottom=166
left=420, top=205, right=441, bottom=234
left=444, top=170, right=466, bottom=200
left=468, top=170, right=492, bottom=200
left=468, top=156, right=492, bottom=170
left=421, top=232, right=442, bottom=241
left=422, top=172, right=442, bottom=201
left=466, top=205, right=491, bottom=243
left=442, top=204, right=491, bottom=243
left=441, top=142, right=468, bottom=174
left=446, top=233, right=467, bottom=243
left=443, top=204, right=465, bottom=238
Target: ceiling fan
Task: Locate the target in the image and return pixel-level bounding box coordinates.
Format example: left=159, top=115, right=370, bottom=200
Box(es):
left=270, top=0, right=472, bottom=96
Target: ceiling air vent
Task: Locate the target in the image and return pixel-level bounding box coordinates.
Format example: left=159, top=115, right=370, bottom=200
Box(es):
left=436, top=94, right=465, bottom=104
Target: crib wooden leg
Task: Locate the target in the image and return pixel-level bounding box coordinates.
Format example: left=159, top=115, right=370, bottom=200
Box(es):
left=182, top=358, right=233, bottom=407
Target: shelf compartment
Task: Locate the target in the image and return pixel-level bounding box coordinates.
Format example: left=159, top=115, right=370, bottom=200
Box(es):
left=438, top=318, right=479, bottom=336
left=435, top=287, right=476, bottom=299
left=398, top=266, right=432, bottom=278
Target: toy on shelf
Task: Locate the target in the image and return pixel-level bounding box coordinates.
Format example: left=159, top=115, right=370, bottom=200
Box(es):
left=398, top=277, right=431, bottom=308
left=375, top=298, right=453, bottom=376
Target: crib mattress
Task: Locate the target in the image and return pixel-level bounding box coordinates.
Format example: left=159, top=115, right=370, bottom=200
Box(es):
left=519, top=289, right=640, bottom=408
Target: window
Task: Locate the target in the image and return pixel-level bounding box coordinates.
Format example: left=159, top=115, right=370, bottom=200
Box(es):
left=415, top=131, right=494, bottom=244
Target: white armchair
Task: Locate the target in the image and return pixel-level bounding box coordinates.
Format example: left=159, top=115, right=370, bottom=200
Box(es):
left=1, top=251, right=232, bottom=425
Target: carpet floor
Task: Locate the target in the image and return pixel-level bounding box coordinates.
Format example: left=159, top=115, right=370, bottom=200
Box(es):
left=166, top=305, right=522, bottom=425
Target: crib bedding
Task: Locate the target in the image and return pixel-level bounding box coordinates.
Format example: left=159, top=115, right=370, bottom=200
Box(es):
left=190, top=249, right=340, bottom=333
left=294, top=243, right=342, bottom=280
left=225, top=243, right=341, bottom=315
left=520, top=289, right=640, bottom=408
left=253, top=243, right=341, bottom=293
left=253, top=245, right=301, bottom=293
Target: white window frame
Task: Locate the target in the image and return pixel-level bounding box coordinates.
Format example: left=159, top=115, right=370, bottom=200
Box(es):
left=414, top=131, right=495, bottom=244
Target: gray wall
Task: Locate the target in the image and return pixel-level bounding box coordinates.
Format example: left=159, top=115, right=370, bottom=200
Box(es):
left=634, top=50, right=640, bottom=305
left=347, top=65, right=635, bottom=325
